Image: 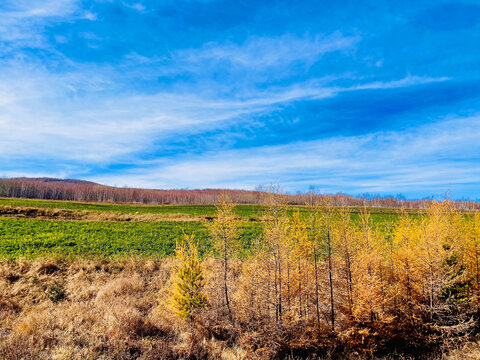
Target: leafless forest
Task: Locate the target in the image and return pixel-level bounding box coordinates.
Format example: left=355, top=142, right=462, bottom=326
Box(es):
left=1, top=177, right=479, bottom=209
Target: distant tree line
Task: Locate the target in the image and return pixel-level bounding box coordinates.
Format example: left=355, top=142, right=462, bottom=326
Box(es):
left=0, top=177, right=478, bottom=209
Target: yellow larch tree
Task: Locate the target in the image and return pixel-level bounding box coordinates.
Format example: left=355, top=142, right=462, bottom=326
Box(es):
left=351, top=204, right=385, bottom=322
left=262, top=187, right=290, bottom=329
left=288, top=210, right=311, bottom=324
left=416, top=200, right=464, bottom=317
left=333, top=205, right=356, bottom=321
left=170, top=233, right=208, bottom=330
left=391, top=210, right=422, bottom=318
left=207, top=193, right=239, bottom=325
left=466, top=211, right=480, bottom=300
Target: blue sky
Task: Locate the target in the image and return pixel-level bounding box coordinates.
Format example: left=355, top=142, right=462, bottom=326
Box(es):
left=1, top=0, right=480, bottom=198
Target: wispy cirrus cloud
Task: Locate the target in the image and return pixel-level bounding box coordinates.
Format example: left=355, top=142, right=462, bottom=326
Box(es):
left=3, top=0, right=79, bottom=18
left=0, top=0, right=95, bottom=48
left=0, top=56, right=450, bottom=168
left=119, top=32, right=360, bottom=91
left=170, top=32, right=359, bottom=71
left=89, top=115, right=480, bottom=198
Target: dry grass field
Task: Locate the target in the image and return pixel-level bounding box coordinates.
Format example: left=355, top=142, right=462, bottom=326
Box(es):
left=1, top=257, right=480, bottom=359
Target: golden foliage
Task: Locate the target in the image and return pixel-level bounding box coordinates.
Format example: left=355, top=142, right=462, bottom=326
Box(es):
left=169, top=234, right=208, bottom=324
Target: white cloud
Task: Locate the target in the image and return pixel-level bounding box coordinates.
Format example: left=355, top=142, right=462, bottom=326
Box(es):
left=0, top=0, right=93, bottom=47
left=122, top=2, right=146, bottom=11
left=4, top=0, right=78, bottom=18
left=88, top=115, right=480, bottom=196
left=351, top=75, right=451, bottom=91
left=156, top=32, right=359, bottom=79
left=179, top=33, right=357, bottom=67
left=0, top=50, right=452, bottom=168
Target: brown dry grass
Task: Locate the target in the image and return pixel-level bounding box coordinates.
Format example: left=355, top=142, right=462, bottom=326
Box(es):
left=0, top=257, right=175, bottom=359
left=0, top=205, right=204, bottom=222
left=0, top=257, right=477, bottom=360
left=442, top=341, right=480, bottom=359
left=0, top=257, right=263, bottom=360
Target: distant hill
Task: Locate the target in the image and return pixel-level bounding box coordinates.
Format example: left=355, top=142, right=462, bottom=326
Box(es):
left=0, top=177, right=478, bottom=209
left=0, top=177, right=264, bottom=205
left=14, top=177, right=100, bottom=185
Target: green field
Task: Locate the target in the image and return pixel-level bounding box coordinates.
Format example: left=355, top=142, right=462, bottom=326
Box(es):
left=0, top=217, right=262, bottom=259
left=0, top=198, right=414, bottom=259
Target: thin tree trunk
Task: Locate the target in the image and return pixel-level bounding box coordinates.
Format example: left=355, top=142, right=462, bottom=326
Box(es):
left=223, top=240, right=234, bottom=325
left=287, top=256, right=291, bottom=315
left=426, top=234, right=434, bottom=319
left=305, top=260, right=310, bottom=321
left=250, top=263, right=255, bottom=324
left=298, top=261, right=303, bottom=321
left=346, top=252, right=353, bottom=318
left=405, top=235, right=413, bottom=316
left=274, top=251, right=279, bottom=328
left=327, top=226, right=335, bottom=330
left=474, top=219, right=479, bottom=291
left=314, top=244, right=320, bottom=327
left=379, top=264, right=385, bottom=314
left=476, top=245, right=480, bottom=292
left=278, top=241, right=283, bottom=326
left=343, top=221, right=354, bottom=319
